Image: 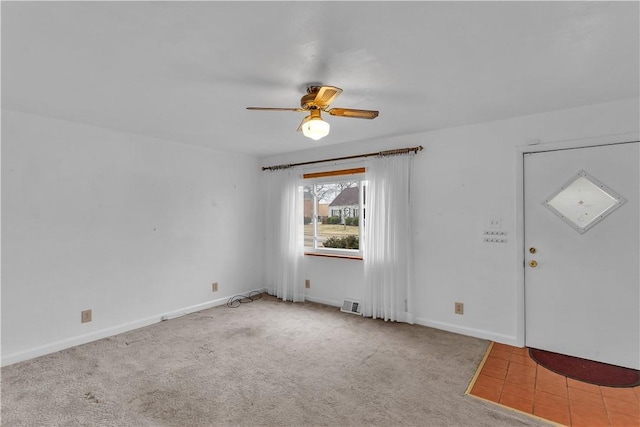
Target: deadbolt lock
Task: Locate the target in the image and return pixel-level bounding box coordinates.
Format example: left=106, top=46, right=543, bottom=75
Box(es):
left=529, top=247, right=536, bottom=254
left=529, top=260, right=538, bottom=268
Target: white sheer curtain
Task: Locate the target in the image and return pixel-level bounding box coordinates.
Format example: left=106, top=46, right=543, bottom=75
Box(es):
left=264, top=169, right=305, bottom=302
left=363, top=155, right=414, bottom=322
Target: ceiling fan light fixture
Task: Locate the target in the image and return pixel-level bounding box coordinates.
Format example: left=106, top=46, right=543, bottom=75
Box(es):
left=246, top=85, right=378, bottom=140
left=302, top=116, right=330, bottom=140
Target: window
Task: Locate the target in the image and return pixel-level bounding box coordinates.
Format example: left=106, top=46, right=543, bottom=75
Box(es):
left=303, top=168, right=365, bottom=257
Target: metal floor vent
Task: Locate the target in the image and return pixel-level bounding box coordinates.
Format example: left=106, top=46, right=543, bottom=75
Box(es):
left=341, top=299, right=362, bottom=315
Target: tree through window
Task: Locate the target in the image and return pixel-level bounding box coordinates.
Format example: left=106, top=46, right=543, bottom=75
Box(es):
left=303, top=170, right=365, bottom=255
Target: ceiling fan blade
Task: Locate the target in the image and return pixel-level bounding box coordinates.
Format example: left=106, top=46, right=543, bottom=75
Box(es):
left=312, top=86, right=343, bottom=108
left=246, top=107, right=305, bottom=112
left=326, top=108, right=379, bottom=119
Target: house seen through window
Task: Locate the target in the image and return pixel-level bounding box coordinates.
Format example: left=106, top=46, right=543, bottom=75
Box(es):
left=303, top=169, right=365, bottom=256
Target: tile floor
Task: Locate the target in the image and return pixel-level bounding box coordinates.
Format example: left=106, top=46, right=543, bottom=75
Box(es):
left=468, top=343, right=640, bottom=427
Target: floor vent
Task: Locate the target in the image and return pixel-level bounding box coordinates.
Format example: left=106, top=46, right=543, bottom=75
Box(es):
left=341, top=299, right=362, bottom=315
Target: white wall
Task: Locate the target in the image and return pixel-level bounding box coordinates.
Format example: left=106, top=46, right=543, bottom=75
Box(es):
left=3, top=98, right=637, bottom=366
left=260, top=97, right=640, bottom=345
left=1, top=110, right=264, bottom=365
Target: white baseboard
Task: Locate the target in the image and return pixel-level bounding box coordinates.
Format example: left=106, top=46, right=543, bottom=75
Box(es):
left=304, top=294, right=342, bottom=308
left=414, top=317, right=522, bottom=347
left=1, top=315, right=163, bottom=367
left=1, top=287, right=267, bottom=367
left=3, top=291, right=519, bottom=367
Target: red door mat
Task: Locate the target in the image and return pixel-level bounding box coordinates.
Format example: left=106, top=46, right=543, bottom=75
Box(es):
left=529, top=348, right=640, bottom=388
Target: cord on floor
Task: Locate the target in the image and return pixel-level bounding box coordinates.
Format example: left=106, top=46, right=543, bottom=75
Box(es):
left=226, top=291, right=263, bottom=308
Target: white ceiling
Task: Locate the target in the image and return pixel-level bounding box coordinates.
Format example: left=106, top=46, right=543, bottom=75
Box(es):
left=2, top=1, right=638, bottom=157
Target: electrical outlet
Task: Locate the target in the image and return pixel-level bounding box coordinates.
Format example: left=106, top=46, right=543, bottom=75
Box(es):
left=211, top=282, right=219, bottom=292
left=454, top=302, right=464, bottom=315
left=305, top=279, right=310, bottom=289
left=81, top=310, right=92, bottom=323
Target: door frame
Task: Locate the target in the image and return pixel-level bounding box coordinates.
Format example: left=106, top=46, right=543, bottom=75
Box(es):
left=514, top=132, right=639, bottom=348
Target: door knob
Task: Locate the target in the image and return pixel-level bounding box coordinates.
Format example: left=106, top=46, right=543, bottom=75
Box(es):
left=529, top=260, right=538, bottom=268
left=529, top=247, right=536, bottom=254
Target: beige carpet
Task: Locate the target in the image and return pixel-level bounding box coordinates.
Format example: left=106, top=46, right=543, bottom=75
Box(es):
left=1, top=294, right=549, bottom=426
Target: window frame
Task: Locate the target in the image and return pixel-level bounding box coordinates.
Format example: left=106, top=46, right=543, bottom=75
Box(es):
left=303, top=168, right=366, bottom=259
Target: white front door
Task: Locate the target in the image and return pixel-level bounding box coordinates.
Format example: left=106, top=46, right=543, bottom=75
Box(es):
left=524, top=141, right=639, bottom=369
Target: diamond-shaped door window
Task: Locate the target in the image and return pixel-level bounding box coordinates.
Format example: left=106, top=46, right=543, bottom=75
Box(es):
left=543, top=170, right=626, bottom=234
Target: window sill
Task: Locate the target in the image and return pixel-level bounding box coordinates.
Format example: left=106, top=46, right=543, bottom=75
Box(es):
left=304, top=252, right=363, bottom=261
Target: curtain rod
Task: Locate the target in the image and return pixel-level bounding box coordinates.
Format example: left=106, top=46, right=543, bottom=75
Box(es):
left=261, top=145, right=423, bottom=171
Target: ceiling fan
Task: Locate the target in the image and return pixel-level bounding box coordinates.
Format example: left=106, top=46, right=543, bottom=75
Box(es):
left=246, top=85, right=379, bottom=140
